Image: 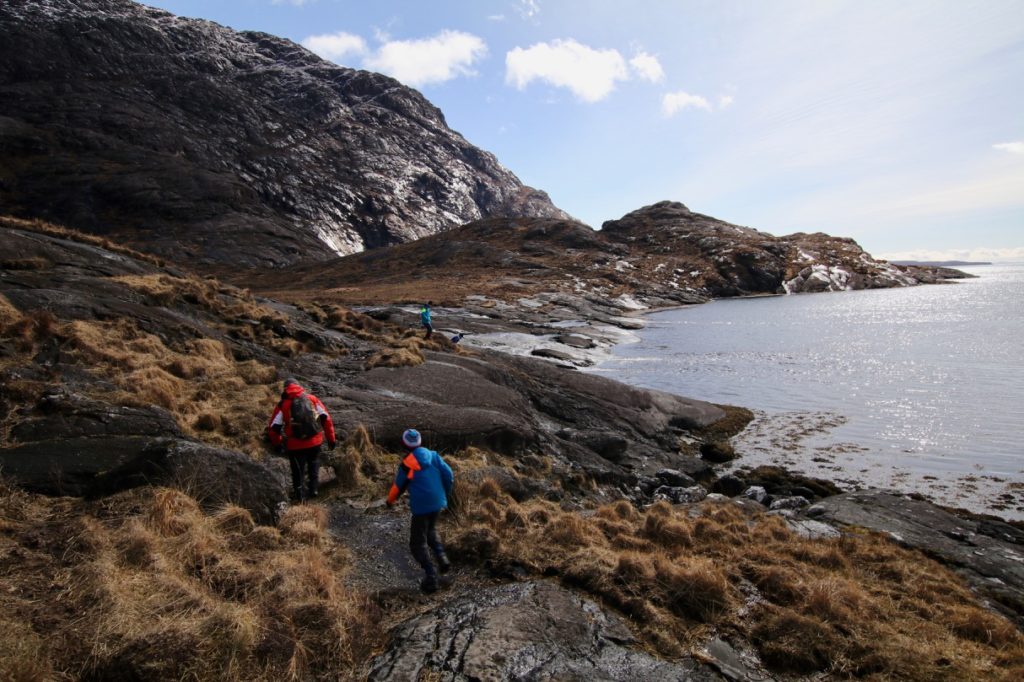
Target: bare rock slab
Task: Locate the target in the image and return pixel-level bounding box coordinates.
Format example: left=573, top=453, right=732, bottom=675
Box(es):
left=369, top=580, right=724, bottom=681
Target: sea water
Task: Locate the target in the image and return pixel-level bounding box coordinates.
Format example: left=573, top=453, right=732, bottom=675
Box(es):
left=592, top=264, right=1024, bottom=519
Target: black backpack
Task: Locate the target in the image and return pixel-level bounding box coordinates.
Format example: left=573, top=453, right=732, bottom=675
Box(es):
left=289, top=393, right=323, bottom=440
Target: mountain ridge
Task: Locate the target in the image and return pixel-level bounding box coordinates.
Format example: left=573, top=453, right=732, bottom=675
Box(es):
left=0, top=0, right=570, bottom=267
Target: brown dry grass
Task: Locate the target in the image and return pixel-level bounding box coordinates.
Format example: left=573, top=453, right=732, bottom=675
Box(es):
left=0, top=215, right=167, bottom=267
left=446, top=483, right=1024, bottom=679
left=0, top=311, right=280, bottom=455
left=111, top=273, right=323, bottom=358
left=63, top=318, right=279, bottom=454
left=0, top=482, right=383, bottom=681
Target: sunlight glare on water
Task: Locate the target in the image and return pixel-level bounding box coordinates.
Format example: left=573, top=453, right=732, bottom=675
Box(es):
left=592, top=264, right=1024, bottom=518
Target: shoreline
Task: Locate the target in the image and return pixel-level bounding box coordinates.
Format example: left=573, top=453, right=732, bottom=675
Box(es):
left=400, top=282, right=1021, bottom=524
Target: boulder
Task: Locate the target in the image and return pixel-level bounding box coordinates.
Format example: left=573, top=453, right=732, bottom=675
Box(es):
left=0, top=437, right=288, bottom=524
left=555, top=334, right=596, bottom=349
left=711, top=474, right=746, bottom=497
left=655, top=468, right=695, bottom=487
left=743, top=486, right=768, bottom=504
left=768, top=496, right=809, bottom=511
left=654, top=485, right=708, bottom=505
left=368, top=581, right=722, bottom=681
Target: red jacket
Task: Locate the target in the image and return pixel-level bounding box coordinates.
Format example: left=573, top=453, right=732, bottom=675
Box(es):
left=267, top=383, right=336, bottom=451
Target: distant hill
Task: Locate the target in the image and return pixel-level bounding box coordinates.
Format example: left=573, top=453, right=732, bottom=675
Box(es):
left=235, top=201, right=972, bottom=307
left=0, top=0, right=569, bottom=267
left=891, top=260, right=992, bottom=267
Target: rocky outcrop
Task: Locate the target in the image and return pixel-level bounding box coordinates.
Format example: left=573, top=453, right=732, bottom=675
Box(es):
left=340, top=349, right=725, bottom=483
left=0, top=392, right=289, bottom=522
left=601, top=201, right=933, bottom=296
left=368, top=581, right=725, bottom=681
left=0, top=0, right=569, bottom=267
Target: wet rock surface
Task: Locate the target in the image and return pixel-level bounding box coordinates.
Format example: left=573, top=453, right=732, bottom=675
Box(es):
left=339, top=348, right=726, bottom=484
left=813, top=491, right=1024, bottom=626
left=0, top=0, right=568, bottom=266
left=368, top=580, right=725, bottom=682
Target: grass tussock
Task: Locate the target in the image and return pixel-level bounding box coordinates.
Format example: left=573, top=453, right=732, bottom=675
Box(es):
left=0, top=215, right=167, bottom=267
left=65, top=318, right=279, bottom=454
left=0, top=312, right=280, bottom=455
left=365, top=346, right=425, bottom=369
left=0, top=482, right=382, bottom=681
left=446, top=483, right=1024, bottom=679
left=111, top=273, right=322, bottom=358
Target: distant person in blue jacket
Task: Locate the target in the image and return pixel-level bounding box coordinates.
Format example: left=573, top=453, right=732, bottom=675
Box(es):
left=386, top=428, right=453, bottom=593
left=420, top=302, right=433, bottom=339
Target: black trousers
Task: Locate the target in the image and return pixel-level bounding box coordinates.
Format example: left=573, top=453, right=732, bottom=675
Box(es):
left=288, top=445, right=320, bottom=499
left=410, top=511, right=445, bottom=578
left=422, top=322, right=433, bottom=339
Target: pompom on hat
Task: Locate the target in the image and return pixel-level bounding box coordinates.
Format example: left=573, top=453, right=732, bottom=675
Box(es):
left=401, top=429, right=422, bottom=448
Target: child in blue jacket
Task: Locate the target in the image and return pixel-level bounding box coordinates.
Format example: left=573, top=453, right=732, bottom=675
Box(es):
left=386, top=428, right=454, bottom=593
left=420, top=302, right=433, bottom=339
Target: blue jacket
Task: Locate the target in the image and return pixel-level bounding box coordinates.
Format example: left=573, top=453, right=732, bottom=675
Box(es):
left=387, top=446, right=453, bottom=516
left=420, top=306, right=432, bottom=325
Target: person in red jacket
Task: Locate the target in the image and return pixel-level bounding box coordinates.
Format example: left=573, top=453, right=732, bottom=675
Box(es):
left=267, top=378, right=336, bottom=501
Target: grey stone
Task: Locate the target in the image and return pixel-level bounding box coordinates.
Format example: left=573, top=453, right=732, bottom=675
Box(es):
left=0, top=437, right=289, bottom=524
left=654, top=485, right=708, bottom=505
left=368, top=581, right=724, bottom=681
left=787, top=519, right=841, bottom=540
left=656, top=468, right=696, bottom=487
left=743, top=486, right=768, bottom=504
left=769, top=495, right=809, bottom=511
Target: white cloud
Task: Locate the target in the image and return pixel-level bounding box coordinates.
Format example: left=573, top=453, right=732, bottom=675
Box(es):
left=488, top=14, right=506, bottom=22
left=301, top=32, right=367, bottom=62
left=629, top=52, right=664, bottom=83
left=661, top=91, right=712, bottom=116
left=505, top=39, right=628, bottom=103
left=518, top=0, right=541, bottom=19
left=364, top=30, right=488, bottom=87
left=718, top=94, right=735, bottom=108
left=273, top=0, right=315, bottom=5
left=993, top=141, right=1024, bottom=154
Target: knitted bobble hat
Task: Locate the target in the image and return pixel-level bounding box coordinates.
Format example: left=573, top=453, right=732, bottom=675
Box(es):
left=402, top=429, right=422, bottom=448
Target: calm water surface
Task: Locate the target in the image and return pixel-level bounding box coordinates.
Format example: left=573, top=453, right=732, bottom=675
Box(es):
left=592, top=264, right=1024, bottom=518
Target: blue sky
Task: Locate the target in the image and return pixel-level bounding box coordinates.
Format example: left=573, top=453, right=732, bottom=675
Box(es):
left=141, top=0, right=1024, bottom=261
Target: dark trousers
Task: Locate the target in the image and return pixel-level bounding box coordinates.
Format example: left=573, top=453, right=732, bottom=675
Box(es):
left=288, top=446, right=320, bottom=500
left=410, top=511, right=445, bottom=578
left=422, top=322, right=433, bottom=339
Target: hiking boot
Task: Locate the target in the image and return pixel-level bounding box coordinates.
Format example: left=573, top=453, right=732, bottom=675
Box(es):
left=420, top=576, right=439, bottom=594
left=437, top=554, right=452, bottom=575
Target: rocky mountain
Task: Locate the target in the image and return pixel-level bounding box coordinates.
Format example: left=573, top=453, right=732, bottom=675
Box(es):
left=237, top=200, right=967, bottom=310
left=0, top=0, right=569, bottom=267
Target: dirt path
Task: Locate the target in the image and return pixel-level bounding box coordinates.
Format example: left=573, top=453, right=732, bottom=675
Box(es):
left=327, top=500, right=477, bottom=600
